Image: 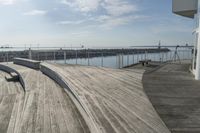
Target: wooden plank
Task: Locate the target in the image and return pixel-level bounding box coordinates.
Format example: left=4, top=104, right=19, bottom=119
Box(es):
left=4, top=63, right=90, bottom=133
left=0, top=95, right=16, bottom=133
left=142, top=62, right=200, bottom=133
left=42, top=63, right=170, bottom=133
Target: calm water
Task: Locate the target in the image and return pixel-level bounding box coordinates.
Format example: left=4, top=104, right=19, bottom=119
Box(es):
left=50, top=50, right=192, bottom=69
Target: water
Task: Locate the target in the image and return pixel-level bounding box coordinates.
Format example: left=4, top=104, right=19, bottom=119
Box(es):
left=50, top=50, right=192, bottom=69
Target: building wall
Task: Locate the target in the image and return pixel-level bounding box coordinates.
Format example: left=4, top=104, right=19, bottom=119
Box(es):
left=173, top=0, right=197, bottom=18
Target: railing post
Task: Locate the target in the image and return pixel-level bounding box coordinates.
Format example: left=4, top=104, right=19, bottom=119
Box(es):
left=127, top=54, right=129, bottom=66
left=119, top=54, right=122, bottom=68
left=64, top=51, right=66, bottom=64
left=132, top=52, right=134, bottom=64
left=122, top=54, right=124, bottom=67
left=166, top=52, right=168, bottom=62
left=169, top=51, right=172, bottom=61
left=116, top=55, right=118, bottom=69
left=101, top=52, right=103, bottom=67
left=117, top=54, right=120, bottom=68
left=3, top=52, right=5, bottom=62
left=141, top=52, right=143, bottom=60
left=28, top=48, right=32, bottom=59
left=87, top=52, right=90, bottom=66
left=145, top=50, right=147, bottom=60
left=76, top=50, right=78, bottom=65
left=37, top=51, right=39, bottom=61
left=54, top=51, right=56, bottom=62
left=6, top=52, right=8, bottom=63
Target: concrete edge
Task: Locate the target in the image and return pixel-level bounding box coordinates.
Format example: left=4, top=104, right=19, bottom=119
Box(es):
left=0, top=64, right=25, bottom=91
left=40, top=63, right=100, bottom=133
left=13, top=58, right=41, bottom=70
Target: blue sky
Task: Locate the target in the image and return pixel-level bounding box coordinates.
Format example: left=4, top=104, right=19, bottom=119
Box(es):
left=0, top=0, right=195, bottom=48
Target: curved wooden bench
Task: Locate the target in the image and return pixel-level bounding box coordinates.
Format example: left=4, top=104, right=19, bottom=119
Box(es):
left=40, top=63, right=100, bottom=133
left=13, top=58, right=40, bottom=70
left=0, top=64, right=25, bottom=91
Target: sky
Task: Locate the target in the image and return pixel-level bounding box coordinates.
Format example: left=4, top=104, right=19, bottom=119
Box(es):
left=0, top=0, right=195, bottom=48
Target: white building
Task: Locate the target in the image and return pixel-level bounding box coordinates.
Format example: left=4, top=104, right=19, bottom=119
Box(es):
left=172, top=0, right=200, bottom=80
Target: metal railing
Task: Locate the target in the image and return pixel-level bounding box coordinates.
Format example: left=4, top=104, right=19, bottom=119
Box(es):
left=0, top=46, right=193, bottom=69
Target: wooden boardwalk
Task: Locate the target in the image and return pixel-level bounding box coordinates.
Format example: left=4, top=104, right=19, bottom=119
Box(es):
left=0, top=61, right=172, bottom=133
left=43, top=63, right=170, bottom=133
left=142, top=61, right=200, bottom=133
left=0, top=63, right=89, bottom=133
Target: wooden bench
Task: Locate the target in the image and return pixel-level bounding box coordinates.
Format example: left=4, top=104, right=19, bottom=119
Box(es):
left=139, top=59, right=151, bottom=66
left=13, top=58, right=41, bottom=69
left=5, top=72, right=19, bottom=82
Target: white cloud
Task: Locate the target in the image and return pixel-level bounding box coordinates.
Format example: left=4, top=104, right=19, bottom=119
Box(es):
left=98, top=15, right=146, bottom=29
left=23, top=10, right=47, bottom=16
left=71, top=31, right=91, bottom=36
left=0, top=0, right=16, bottom=5
left=60, top=0, right=141, bottom=29
left=61, top=0, right=136, bottom=15
left=61, top=0, right=101, bottom=12
left=102, top=0, right=137, bottom=16
left=101, top=17, right=131, bottom=29
left=56, top=20, right=85, bottom=25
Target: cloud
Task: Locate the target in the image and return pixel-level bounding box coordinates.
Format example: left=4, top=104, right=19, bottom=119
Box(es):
left=71, top=31, right=91, bottom=37
left=23, top=10, right=47, bottom=16
left=61, top=0, right=101, bottom=12
left=102, top=0, right=137, bottom=16
left=60, top=0, right=141, bottom=29
left=61, top=0, right=137, bottom=16
left=56, top=20, right=85, bottom=25
left=0, top=0, right=16, bottom=5
left=98, top=15, right=147, bottom=29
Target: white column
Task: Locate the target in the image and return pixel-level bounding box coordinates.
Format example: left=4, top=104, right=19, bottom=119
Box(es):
left=195, top=0, right=200, bottom=80
left=192, top=20, right=197, bottom=71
